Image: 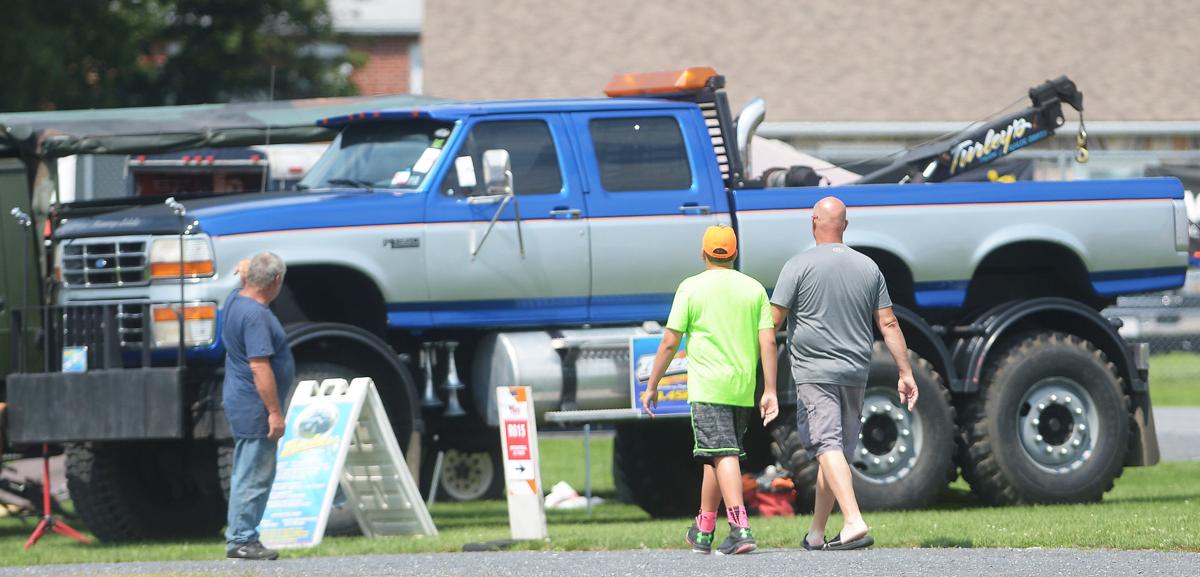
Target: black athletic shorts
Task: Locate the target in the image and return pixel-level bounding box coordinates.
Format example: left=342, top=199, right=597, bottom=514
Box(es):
left=690, top=402, right=751, bottom=462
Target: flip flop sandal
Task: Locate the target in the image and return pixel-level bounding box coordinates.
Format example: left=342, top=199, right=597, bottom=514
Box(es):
left=801, top=533, right=828, bottom=551
left=823, top=534, right=875, bottom=551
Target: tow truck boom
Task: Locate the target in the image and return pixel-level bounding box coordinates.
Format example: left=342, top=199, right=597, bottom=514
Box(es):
left=854, top=75, right=1087, bottom=184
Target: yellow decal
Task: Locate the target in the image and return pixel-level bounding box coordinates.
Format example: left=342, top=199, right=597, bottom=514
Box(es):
left=280, top=434, right=338, bottom=458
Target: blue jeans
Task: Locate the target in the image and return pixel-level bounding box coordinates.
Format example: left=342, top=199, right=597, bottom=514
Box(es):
left=225, top=437, right=278, bottom=549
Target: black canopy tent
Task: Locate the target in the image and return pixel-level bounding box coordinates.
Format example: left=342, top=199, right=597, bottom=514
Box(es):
left=0, top=93, right=444, bottom=160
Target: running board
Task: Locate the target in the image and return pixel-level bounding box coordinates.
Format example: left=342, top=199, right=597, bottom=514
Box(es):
left=543, top=408, right=688, bottom=424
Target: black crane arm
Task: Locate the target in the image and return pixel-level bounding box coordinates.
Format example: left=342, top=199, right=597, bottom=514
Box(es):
left=854, top=75, right=1086, bottom=185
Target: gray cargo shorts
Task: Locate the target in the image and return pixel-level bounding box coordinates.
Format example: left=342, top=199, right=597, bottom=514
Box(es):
left=796, top=383, right=866, bottom=461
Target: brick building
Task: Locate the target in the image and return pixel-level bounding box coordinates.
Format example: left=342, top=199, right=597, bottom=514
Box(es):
left=331, top=0, right=423, bottom=95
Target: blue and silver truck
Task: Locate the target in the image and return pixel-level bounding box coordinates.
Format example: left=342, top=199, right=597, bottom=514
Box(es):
left=7, top=68, right=1187, bottom=541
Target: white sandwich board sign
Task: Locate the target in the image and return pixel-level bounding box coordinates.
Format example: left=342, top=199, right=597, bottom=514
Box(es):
left=259, top=377, right=436, bottom=549
left=496, top=386, right=547, bottom=540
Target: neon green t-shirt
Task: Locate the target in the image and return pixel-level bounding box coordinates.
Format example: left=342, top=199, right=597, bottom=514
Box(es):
left=666, top=268, right=774, bottom=407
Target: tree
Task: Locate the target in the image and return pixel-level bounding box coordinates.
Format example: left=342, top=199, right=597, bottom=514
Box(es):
left=0, top=0, right=361, bottom=112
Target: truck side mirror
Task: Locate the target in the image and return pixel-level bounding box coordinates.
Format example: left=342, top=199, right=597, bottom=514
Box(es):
left=481, top=149, right=513, bottom=197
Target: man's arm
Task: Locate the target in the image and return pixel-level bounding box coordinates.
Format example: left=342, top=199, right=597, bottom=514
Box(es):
left=771, top=304, right=788, bottom=333
left=875, top=306, right=919, bottom=410
left=641, top=329, right=683, bottom=417
left=758, top=328, right=779, bottom=424
left=249, top=357, right=286, bottom=440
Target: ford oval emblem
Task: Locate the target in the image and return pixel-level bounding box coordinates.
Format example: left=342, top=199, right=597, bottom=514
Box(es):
left=94, top=258, right=108, bottom=269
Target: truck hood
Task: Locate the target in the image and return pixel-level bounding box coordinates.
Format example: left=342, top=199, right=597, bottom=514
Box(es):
left=55, top=190, right=363, bottom=238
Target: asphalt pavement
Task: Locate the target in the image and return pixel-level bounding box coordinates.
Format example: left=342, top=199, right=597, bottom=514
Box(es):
left=1153, top=407, right=1200, bottom=461
left=0, top=548, right=1195, bottom=577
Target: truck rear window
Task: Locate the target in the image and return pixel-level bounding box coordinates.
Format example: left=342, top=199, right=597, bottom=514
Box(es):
left=589, top=117, right=692, bottom=192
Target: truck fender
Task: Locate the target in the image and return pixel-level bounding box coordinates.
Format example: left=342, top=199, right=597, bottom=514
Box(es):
left=951, top=297, right=1138, bottom=393
left=285, top=322, right=423, bottom=437
left=970, top=225, right=1089, bottom=272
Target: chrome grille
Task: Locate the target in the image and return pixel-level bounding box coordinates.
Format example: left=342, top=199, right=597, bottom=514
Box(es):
left=61, top=302, right=147, bottom=350
left=61, top=236, right=149, bottom=287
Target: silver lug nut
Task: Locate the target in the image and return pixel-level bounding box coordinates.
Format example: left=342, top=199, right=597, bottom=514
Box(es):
left=899, top=446, right=907, bottom=454
left=1060, top=448, right=1069, bottom=455
left=1036, top=434, right=1044, bottom=442
left=1051, top=394, right=1058, bottom=402
left=1075, top=407, right=1084, bottom=415
left=1038, top=403, right=1046, bottom=411
left=902, top=429, right=910, bottom=436
left=1064, top=396, right=1072, bottom=404
left=1078, top=424, right=1087, bottom=432
left=873, top=458, right=881, bottom=465
left=1032, top=418, right=1040, bottom=426
left=1045, top=446, right=1054, bottom=453
left=888, top=457, right=896, bottom=464
left=1072, top=439, right=1081, bottom=447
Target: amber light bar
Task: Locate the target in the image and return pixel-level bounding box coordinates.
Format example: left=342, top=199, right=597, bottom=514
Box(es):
left=603, top=67, right=718, bottom=97
left=150, top=261, right=215, bottom=277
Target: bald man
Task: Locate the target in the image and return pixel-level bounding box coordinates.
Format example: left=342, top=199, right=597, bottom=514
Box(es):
left=770, top=196, right=918, bottom=551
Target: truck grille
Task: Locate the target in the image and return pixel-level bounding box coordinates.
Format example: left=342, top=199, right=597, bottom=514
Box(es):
left=61, top=237, right=149, bottom=287
left=61, top=302, right=148, bottom=349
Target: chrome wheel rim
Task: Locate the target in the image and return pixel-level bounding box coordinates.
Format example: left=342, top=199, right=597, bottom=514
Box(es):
left=852, top=388, right=923, bottom=484
left=1016, top=377, right=1098, bottom=473
left=440, top=449, right=495, bottom=501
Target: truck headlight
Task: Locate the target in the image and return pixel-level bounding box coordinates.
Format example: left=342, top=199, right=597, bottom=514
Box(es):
left=149, top=237, right=215, bottom=279
left=151, top=302, right=217, bottom=348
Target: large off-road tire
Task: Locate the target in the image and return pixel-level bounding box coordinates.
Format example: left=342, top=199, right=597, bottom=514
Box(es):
left=421, top=435, right=505, bottom=501
left=851, top=346, right=957, bottom=510
left=613, top=421, right=701, bottom=517
left=959, top=331, right=1131, bottom=505
left=66, top=441, right=226, bottom=542
left=767, top=407, right=819, bottom=512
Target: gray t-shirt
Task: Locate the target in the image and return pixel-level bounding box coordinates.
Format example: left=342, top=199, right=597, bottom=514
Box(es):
left=770, top=243, right=891, bottom=387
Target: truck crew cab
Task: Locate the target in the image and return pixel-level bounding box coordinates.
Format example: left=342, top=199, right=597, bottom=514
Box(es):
left=8, top=68, right=1185, bottom=541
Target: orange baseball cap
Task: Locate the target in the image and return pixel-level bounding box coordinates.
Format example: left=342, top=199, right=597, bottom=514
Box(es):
left=703, top=225, right=737, bottom=259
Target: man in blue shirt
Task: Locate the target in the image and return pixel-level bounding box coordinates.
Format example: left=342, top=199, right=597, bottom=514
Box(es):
left=223, top=252, right=294, bottom=560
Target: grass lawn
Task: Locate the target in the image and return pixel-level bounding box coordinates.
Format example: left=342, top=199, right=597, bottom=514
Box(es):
left=0, top=435, right=1197, bottom=568
left=1151, top=352, right=1200, bottom=406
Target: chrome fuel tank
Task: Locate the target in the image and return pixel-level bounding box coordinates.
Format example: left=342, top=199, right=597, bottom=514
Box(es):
left=471, top=326, right=655, bottom=426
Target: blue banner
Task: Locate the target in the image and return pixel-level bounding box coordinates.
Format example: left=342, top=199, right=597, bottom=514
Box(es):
left=629, top=335, right=690, bottom=415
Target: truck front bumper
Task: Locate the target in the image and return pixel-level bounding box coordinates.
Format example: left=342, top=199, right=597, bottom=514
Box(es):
left=7, top=368, right=185, bottom=443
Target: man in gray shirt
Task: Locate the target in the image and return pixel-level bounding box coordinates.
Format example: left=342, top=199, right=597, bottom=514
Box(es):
left=770, top=196, right=918, bottom=551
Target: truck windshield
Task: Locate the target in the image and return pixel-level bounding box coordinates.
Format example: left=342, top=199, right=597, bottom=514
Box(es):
left=298, top=119, right=454, bottom=190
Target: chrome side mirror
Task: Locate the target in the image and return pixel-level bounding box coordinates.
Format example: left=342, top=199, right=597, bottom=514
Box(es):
left=481, top=149, right=513, bottom=196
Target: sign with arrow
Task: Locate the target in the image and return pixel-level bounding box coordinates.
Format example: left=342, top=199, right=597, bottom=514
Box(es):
left=496, top=386, right=546, bottom=540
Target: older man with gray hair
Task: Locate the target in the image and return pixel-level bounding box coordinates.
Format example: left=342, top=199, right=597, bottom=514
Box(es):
left=223, top=252, right=293, bottom=560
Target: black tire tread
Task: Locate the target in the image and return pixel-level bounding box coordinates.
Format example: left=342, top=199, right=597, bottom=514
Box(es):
left=958, top=331, right=1129, bottom=505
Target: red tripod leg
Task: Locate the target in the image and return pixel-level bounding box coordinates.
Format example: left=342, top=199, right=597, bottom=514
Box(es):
left=51, top=519, right=92, bottom=544
left=24, top=518, right=49, bottom=550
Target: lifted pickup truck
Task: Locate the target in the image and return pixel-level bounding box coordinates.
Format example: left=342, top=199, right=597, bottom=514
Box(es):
left=8, top=68, right=1187, bottom=540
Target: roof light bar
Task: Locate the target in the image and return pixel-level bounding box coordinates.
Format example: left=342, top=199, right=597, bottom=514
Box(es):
left=603, top=67, right=719, bottom=97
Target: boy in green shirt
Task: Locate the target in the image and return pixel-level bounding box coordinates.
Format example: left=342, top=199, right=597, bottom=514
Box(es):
left=642, top=225, right=779, bottom=555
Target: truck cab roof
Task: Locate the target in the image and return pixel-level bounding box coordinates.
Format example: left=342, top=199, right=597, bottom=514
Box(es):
left=318, top=98, right=694, bottom=128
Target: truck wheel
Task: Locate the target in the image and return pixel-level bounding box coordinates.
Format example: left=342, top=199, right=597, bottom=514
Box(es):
left=959, top=331, right=1131, bottom=504
left=767, top=407, right=819, bottom=512
left=613, top=421, right=701, bottom=517
left=421, top=434, right=505, bottom=501
left=851, top=347, right=957, bottom=510
left=66, top=442, right=226, bottom=542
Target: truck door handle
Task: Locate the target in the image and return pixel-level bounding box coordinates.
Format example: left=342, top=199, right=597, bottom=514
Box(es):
left=679, top=203, right=711, bottom=215
left=549, top=207, right=582, bottom=220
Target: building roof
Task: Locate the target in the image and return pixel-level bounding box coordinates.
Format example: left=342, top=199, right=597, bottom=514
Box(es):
left=329, top=0, right=422, bottom=35
left=423, top=0, right=1200, bottom=122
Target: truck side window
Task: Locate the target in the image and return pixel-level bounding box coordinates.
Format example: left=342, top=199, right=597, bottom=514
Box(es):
left=441, top=120, right=563, bottom=196
left=589, top=117, right=692, bottom=192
